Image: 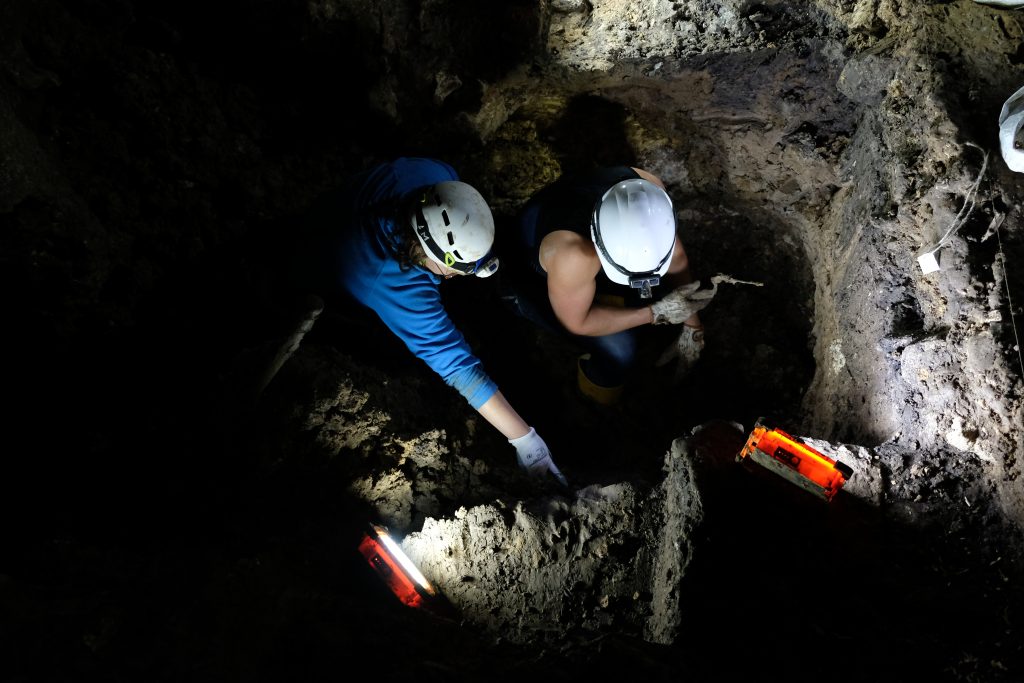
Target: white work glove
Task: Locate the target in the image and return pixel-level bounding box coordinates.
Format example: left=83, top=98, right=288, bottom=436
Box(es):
left=656, top=324, right=705, bottom=383
left=509, top=427, right=568, bottom=487
left=650, top=281, right=716, bottom=325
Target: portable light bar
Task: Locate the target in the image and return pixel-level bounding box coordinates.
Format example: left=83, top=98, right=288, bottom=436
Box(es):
left=358, top=524, right=437, bottom=609
left=737, top=420, right=853, bottom=502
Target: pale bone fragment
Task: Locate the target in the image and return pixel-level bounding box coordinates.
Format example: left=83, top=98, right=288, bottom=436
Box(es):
left=710, top=273, right=764, bottom=287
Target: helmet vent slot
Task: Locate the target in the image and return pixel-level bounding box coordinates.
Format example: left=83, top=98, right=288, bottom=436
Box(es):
left=452, top=249, right=462, bottom=260
left=446, top=231, right=456, bottom=246
left=442, top=210, right=451, bottom=226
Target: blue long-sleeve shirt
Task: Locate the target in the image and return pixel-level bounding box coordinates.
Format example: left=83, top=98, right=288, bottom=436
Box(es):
left=332, top=158, right=498, bottom=409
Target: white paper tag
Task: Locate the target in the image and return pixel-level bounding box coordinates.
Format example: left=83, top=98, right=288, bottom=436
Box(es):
left=917, top=251, right=940, bottom=274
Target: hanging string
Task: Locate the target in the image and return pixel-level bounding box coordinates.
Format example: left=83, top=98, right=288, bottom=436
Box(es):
left=995, top=219, right=1024, bottom=380
left=920, top=142, right=1022, bottom=379
left=923, top=142, right=990, bottom=257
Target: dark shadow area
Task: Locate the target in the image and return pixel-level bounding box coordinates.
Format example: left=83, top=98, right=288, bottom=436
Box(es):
left=539, top=94, right=640, bottom=176
left=422, top=0, right=543, bottom=83
left=660, top=198, right=816, bottom=430
left=670, top=424, right=1024, bottom=683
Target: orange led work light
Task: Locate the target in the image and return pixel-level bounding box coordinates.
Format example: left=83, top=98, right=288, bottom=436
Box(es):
left=358, top=523, right=437, bottom=609
left=737, top=420, right=853, bottom=501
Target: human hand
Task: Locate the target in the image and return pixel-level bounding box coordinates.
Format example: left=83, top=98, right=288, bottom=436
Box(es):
left=508, top=427, right=568, bottom=487
left=650, top=281, right=716, bottom=325
left=655, top=324, right=705, bottom=382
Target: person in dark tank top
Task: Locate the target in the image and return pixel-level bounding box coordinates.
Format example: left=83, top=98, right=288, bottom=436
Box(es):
left=503, top=166, right=716, bottom=405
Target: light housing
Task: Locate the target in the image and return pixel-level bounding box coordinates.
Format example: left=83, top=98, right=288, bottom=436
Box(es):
left=737, top=420, right=853, bottom=502
left=358, top=523, right=437, bottom=609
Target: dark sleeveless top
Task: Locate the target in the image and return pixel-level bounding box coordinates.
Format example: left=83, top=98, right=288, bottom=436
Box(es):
left=521, top=166, right=639, bottom=258
left=517, top=166, right=640, bottom=290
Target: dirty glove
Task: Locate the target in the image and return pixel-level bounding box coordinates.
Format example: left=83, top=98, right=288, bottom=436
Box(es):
left=650, top=281, right=716, bottom=325
left=656, top=324, right=705, bottom=383
left=509, top=427, right=568, bottom=487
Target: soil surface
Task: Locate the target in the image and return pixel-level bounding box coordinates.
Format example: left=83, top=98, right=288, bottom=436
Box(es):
left=4, top=1, right=1024, bottom=681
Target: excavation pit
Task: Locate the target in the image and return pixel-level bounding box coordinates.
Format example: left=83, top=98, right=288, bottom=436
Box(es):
left=5, top=2, right=1024, bottom=682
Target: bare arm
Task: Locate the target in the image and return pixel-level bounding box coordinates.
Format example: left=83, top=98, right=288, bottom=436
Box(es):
left=480, top=390, right=567, bottom=486
left=663, top=238, right=693, bottom=285
left=542, top=230, right=655, bottom=336
left=476, top=390, right=531, bottom=439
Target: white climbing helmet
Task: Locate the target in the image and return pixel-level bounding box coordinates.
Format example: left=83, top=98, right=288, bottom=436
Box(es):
left=591, top=178, right=677, bottom=298
left=999, top=83, right=1024, bottom=173
left=412, top=181, right=499, bottom=278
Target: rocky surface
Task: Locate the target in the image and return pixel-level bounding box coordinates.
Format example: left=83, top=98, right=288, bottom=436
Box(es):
left=4, top=1, right=1024, bottom=681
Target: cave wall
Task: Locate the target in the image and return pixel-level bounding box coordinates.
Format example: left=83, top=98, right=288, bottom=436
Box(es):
left=434, top=0, right=1024, bottom=524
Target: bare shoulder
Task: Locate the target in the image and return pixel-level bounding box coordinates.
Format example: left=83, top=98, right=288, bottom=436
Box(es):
left=539, top=230, right=599, bottom=277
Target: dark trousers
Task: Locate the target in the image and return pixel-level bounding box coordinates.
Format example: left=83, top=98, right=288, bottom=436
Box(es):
left=502, top=203, right=638, bottom=388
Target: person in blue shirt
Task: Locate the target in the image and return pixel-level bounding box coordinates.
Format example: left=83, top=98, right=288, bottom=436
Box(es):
left=291, top=157, right=566, bottom=486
